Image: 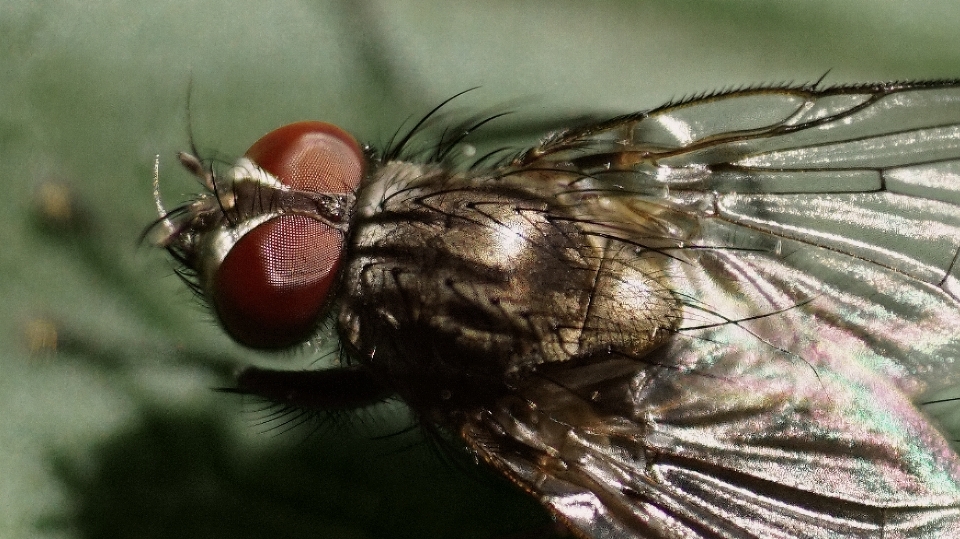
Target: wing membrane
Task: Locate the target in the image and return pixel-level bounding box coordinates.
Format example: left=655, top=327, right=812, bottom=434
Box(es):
left=469, top=82, right=960, bottom=538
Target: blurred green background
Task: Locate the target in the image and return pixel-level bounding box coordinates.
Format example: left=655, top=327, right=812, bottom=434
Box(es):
left=5, top=1, right=960, bottom=538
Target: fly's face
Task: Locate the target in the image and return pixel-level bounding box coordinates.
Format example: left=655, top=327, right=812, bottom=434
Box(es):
left=151, top=82, right=960, bottom=538
left=150, top=122, right=364, bottom=349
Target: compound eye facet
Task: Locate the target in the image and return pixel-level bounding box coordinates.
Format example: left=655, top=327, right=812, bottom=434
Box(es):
left=211, top=122, right=364, bottom=349
left=214, top=215, right=342, bottom=349
left=246, top=121, right=364, bottom=193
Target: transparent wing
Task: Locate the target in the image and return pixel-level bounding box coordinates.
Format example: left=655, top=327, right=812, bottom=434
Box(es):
left=467, top=82, right=960, bottom=538
left=525, top=80, right=960, bottom=395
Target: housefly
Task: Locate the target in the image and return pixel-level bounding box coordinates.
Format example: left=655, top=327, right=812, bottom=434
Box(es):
left=148, top=81, right=960, bottom=538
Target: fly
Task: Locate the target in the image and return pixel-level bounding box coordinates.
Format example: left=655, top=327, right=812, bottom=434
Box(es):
left=148, top=81, right=960, bottom=538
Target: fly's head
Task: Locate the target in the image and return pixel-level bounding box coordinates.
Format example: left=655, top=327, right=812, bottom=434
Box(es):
left=147, top=122, right=367, bottom=350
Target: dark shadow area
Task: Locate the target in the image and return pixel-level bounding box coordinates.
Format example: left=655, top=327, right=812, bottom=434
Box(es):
left=40, top=404, right=559, bottom=539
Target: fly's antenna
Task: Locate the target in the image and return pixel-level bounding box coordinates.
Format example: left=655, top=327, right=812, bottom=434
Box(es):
left=151, top=154, right=177, bottom=241
left=185, top=76, right=201, bottom=161
left=181, top=77, right=216, bottom=193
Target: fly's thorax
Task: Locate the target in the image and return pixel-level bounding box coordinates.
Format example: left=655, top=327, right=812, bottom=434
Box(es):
left=336, top=162, right=682, bottom=409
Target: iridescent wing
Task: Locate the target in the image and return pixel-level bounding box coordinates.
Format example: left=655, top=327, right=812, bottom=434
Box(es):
left=463, top=82, right=960, bottom=538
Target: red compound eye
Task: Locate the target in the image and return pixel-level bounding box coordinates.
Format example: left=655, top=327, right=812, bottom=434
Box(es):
left=212, top=122, right=364, bottom=349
